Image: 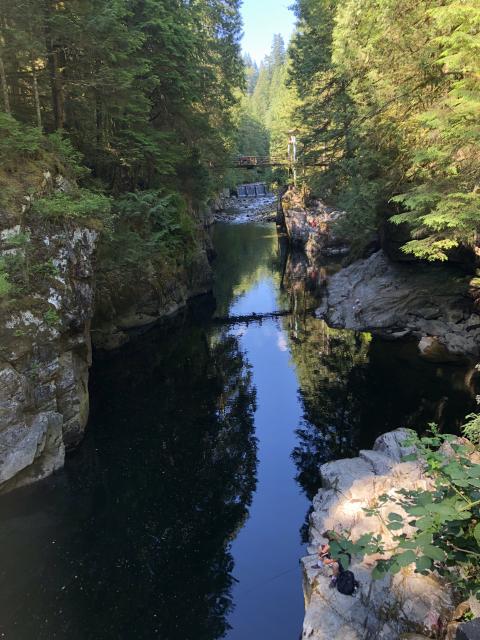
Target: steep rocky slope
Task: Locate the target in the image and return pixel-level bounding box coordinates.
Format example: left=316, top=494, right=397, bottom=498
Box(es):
left=0, top=167, right=212, bottom=491
left=92, top=224, right=212, bottom=351
left=281, top=188, right=350, bottom=259
left=0, top=169, right=98, bottom=491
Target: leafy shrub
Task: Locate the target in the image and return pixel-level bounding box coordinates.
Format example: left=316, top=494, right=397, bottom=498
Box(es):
left=0, top=113, right=42, bottom=167
left=463, top=413, right=480, bottom=447
left=331, top=423, right=480, bottom=601
left=100, top=189, right=196, bottom=269
left=30, top=260, right=60, bottom=278
left=0, top=260, right=11, bottom=297
left=45, top=133, right=89, bottom=180
left=32, top=190, right=111, bottom=223
left=43, top=308, right=60, bottom=326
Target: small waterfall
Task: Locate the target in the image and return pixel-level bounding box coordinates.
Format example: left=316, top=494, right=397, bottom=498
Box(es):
left=236, top=182, right=268, bottom=198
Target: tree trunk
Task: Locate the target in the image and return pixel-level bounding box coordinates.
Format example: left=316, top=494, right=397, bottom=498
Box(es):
left=0, top=53, right=10, bottom=113
left=43, top=1, right=64, bottom=130
left=47, top=47, right=64, bottom=129
left=32, top=59, right=42, bottom=128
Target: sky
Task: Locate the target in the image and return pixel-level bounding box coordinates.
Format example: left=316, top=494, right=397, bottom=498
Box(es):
left=240, top=0, right=296, bottom=64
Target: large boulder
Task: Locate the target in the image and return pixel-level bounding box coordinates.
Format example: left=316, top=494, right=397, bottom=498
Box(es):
left=302, top=430, right=455, bottom=640
left=316, top=250, right=480, bottom=356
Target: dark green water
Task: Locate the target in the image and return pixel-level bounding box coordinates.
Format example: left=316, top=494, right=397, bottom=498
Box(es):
left=0, top=222, right=477, bottom=639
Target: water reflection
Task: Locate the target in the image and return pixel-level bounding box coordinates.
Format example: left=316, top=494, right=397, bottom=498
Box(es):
left=212, top=223, right=286, bottom=317
left=0, top=220, right=478, bottom=640
left=0, top=312, right=257, bottom=640
left=283, top=314, right=479, bottom=502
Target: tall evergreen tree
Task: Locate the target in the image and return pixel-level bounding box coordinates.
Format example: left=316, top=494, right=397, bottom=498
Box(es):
left=289, top=0, right=480, bottom=259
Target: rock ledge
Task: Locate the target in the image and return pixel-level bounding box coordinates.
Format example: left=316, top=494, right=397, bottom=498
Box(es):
left=302, top=429, right=454, bottom=639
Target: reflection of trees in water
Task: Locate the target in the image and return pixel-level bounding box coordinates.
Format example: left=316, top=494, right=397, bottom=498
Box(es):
left=279, top=248, right=343, bottom=322
left=0, top=313, right=257, bottom=640
left=285, top=316, right=479, bottom=504
left=212, top=223, right=284, bottom=315
left=286, top=317, right=371, bottom=500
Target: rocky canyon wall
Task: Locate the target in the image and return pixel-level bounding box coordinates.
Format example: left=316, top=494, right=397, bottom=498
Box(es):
left=0, top=170, right=98, bottom=491
left=0, top=170, right=212, bottom=492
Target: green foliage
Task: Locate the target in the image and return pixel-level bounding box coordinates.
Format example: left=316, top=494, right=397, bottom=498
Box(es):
left=334, top=424, right=480, bottom=601
left=31, top=190, right=111, bottom=224
left=232, top=34, right=296, bottom=186
left=0, top=260, right=11, bottom=298
left=0, top=113, right=42, bottom=167
left=99, top=190, right=197, bottom=271
left=463, top=413, right=480, bottom=446
left=1, top=1, right=245, bottom=306
left=289, top=0, right=480, bottom=258
left=30, top=260, right=60, bottom=278
left=45, top=133, right=89, bottom=181
left=0, top=0, right=244, bottom=201
left=43, top=308, right=60, bottom=327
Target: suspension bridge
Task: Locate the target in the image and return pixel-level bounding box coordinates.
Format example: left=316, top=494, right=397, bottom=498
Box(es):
left=230, top=155, right=326, bottom=170
left=232, top=155, right=290, bottom=169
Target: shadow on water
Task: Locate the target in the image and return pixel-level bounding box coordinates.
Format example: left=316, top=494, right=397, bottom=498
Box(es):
left=0, top=220, right=478, bottom=639
left=0, top=310, right=258, bottom=640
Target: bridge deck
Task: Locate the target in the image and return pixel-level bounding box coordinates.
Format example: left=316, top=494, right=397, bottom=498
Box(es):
left=231, top=156, right=327, bottom=169
left=233, top=156, right=289, bottom=168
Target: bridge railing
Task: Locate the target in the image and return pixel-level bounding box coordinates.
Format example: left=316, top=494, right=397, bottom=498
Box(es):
left=234, top=155, right=289, bottom=167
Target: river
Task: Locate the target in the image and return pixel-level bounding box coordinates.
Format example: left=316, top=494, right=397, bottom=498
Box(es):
left=0, top=218, right=476, bottom=639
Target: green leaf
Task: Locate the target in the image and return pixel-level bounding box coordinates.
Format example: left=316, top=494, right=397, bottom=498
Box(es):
left=372, top=565, right=386, bottom=580
left=396, top=550, right=416, bottom=567
left=387, top=522, right=404, bottom=531
left=474, top=523, right=480, bottom=546
left=388, top=513, right=403, bottom=522
left=415, top=516, right=435, bottom=531
left=422, top=545, right=447, bottom=562
left=416, top=556, right=433, bottom=572
left=417, top=492, right=434, bottom=506
left=407, top=506, right=428, bottom=517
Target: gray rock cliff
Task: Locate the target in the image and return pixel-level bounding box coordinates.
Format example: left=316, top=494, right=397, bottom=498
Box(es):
left=0, top=181, right=98, bottom=490
left=316, top=250, right=480, bottom=356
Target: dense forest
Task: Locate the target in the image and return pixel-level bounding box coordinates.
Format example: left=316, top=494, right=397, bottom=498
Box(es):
left=0, top=0, right=243, bottom=197
left=1, top=0, right=478, bottom=266
left=0, top=0, right=246, bottom=302
left=232, top=35, right=296, bottom=186
left=289, top=0, right=480, bottom=261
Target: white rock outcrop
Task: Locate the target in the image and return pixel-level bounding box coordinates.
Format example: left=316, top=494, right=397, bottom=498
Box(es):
left=0, top=204, right=97, bottom=491
left=302, top=429, right=455, bottom=640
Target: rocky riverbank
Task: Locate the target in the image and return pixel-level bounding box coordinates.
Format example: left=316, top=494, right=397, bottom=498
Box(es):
left=0, top=167, right=212, bottom=492
left=281, top=188, right=350, bottom=259
left=302, top=429, right=478, bottom=640
left=92, top=222, right=211, bottom=351
left=316, top=250, right=480, bottom=357
left=0, top=170, right=98, bottom=492
left=279, top=190, right=480, bottom=358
